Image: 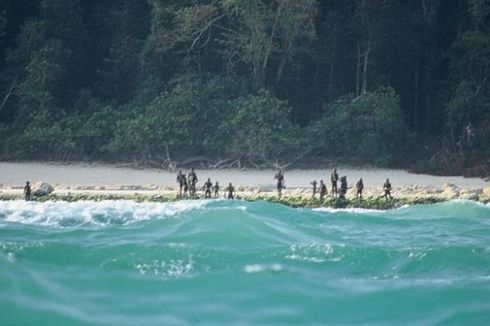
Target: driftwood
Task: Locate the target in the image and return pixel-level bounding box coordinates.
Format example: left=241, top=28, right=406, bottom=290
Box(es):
left=178, top=156, right=214, bottom=166
left=211, top=158, right=233, bottom=169
left=107, top=151, right=313, bottom=171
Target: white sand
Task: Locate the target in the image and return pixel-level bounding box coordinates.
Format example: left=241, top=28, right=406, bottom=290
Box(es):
left=0, top=162, right=488, bottom=190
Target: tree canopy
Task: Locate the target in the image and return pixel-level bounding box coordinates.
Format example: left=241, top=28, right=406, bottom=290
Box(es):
left=0, top=0, right=489, bottom=174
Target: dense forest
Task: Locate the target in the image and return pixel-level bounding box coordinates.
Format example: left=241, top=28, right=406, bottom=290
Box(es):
left=0, top=0, right=489, bottom=175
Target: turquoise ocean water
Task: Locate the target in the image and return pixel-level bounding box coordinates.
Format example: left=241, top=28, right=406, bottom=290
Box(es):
left=1, top=199, right=490, bottom=325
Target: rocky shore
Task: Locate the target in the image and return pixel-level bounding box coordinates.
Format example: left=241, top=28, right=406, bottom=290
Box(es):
left=1, top=183, right=489, bottom=210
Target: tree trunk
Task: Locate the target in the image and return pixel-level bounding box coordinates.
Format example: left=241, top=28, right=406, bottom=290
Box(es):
left=262, top=2, right=283, bottom=74
left=275, top=40, right=291, bottom=84
left=413, top=52, right=420, bottom=132
left=361, top=40, right=370, bottom=95
left=421, top=0, right=441, bottom=135
left=356, top=42, right=361, bottom=97
left=328, top=62, right=333, bottom=95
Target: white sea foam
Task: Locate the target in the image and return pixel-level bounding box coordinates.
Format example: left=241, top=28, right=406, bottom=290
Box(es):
left=134, top=257, right=194, bottom=278
left=313, top=207, right=385, bottom=214
left=286, top=243, right=343, bottom=263
left=0, top=200, right=208, bottom=227
left=244, top=263, right=284, bottom=274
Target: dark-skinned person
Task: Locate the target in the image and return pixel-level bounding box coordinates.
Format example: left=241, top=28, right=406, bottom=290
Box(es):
left=182, top=175, right=188, bottom=197
left=356, top=178, right=364, bottom=200
left=226, top=182, right=235, bottom=200
left=383, top=178, right=393, bottom=200
left=311, top=180, right=317, bottom=198
left=176, top=170, right=186, bottom=196
left=213, top=181, right=220, bottom=198
left=274, top=169, right=285, bottom=199
left=204, top=178, right=213, bottom=199
left=319, top=180, right=327, bottom=201
left=339, top=176, right=348, bottom=199
left=24, top=181, right=31, bottom=201
left=188, top=168, right=198, bottom=197
left=331, top=168, right=339, bottom=197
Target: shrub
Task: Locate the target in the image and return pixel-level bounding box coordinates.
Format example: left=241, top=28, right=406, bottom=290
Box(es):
left=311, top=87, right=407, bottom=166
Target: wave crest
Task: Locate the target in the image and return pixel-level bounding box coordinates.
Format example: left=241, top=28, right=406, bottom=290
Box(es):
left=0, top=200, right=208, bottom=227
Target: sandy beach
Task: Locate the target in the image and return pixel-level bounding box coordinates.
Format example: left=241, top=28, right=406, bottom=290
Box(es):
left=1, top=162, right=489, bottom=202
left=1, top=161, right=489, bottom=188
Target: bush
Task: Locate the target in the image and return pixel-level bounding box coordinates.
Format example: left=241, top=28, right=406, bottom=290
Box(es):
left=107, top=74, right=252, bottom=161
left=311, top=87, right=407, bottom=166
left=224, top=90, right=301, bottom=163
left=447, top=81, right=490, bottom=149
left=10, top=110, right=77, bottom=159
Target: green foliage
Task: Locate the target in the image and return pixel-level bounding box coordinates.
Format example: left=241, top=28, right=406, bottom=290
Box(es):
left=16, top=39, right=70, bottom=115
left=225, top=90, right=301, bottom=162
left=108, top=74, right=253, bottom=160
left=105, top=75, right=302, bottom=163
left=311, top=87, right=406, bottom=166
left=447, top=81, right=490, bottom=149
left=0, top=0, right=488, bottom=173
left=10, top=110, right=76, bottom=159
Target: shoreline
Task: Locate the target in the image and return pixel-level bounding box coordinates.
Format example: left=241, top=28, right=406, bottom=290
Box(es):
left=1, top=161, right=489, bottom=209
left=1, top=185, right=489, bottom=210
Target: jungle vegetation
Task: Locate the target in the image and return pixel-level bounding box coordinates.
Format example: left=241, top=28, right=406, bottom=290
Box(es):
left=0, top=0, right=489, bottom=175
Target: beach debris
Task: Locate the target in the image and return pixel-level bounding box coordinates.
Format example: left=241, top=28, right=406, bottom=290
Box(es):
left=32, top=182, right=54, bottom=196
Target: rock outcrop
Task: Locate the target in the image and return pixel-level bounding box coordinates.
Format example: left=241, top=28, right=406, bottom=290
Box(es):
left=32, top=182, right=54, bottom=196
left=441, top=183, right=459, bottom=200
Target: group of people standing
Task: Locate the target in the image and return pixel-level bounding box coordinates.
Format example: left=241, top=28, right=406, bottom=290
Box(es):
left=310, top=168, right=353, bottom=200
left=21, top=168, right=393, bottom=202
left=176, top=168, right=393, bottom=201
left=176, top=169, right=236, bottom=199
left=309, top=168, right=393, bottom=201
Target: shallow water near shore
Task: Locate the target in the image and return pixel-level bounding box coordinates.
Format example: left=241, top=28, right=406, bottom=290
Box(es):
left=1, top=200, right=490, bottom=325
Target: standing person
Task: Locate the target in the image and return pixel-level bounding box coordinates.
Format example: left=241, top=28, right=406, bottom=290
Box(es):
left=188, top=168, right=198, bottom=197
left=226, top=183, right=235, bottom=200
left=182, top=175, right=189, bottom=197
left=24, top=181, right=31, bottom=201
left=274, top=169, right=285, bottom=199
left=176, top=170, right=186, bottom=196
left=356, top=178, right=364, bottom=200
left=311, top=180, right=318, bottom=198
left=331, top=168, right=339, bottom=197
left=339, top=176, right=348, bottom=199
left=319, top=180, right=327, bottom=201
left=383, top=178, right=392, bottom=199
left=213, top=181, right=220, bottom=198
left=204, top=178, right=213, bottom=199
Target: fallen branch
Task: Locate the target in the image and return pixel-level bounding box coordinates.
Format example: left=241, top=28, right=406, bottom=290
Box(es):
left=211, top=158, right=233, bottom=169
